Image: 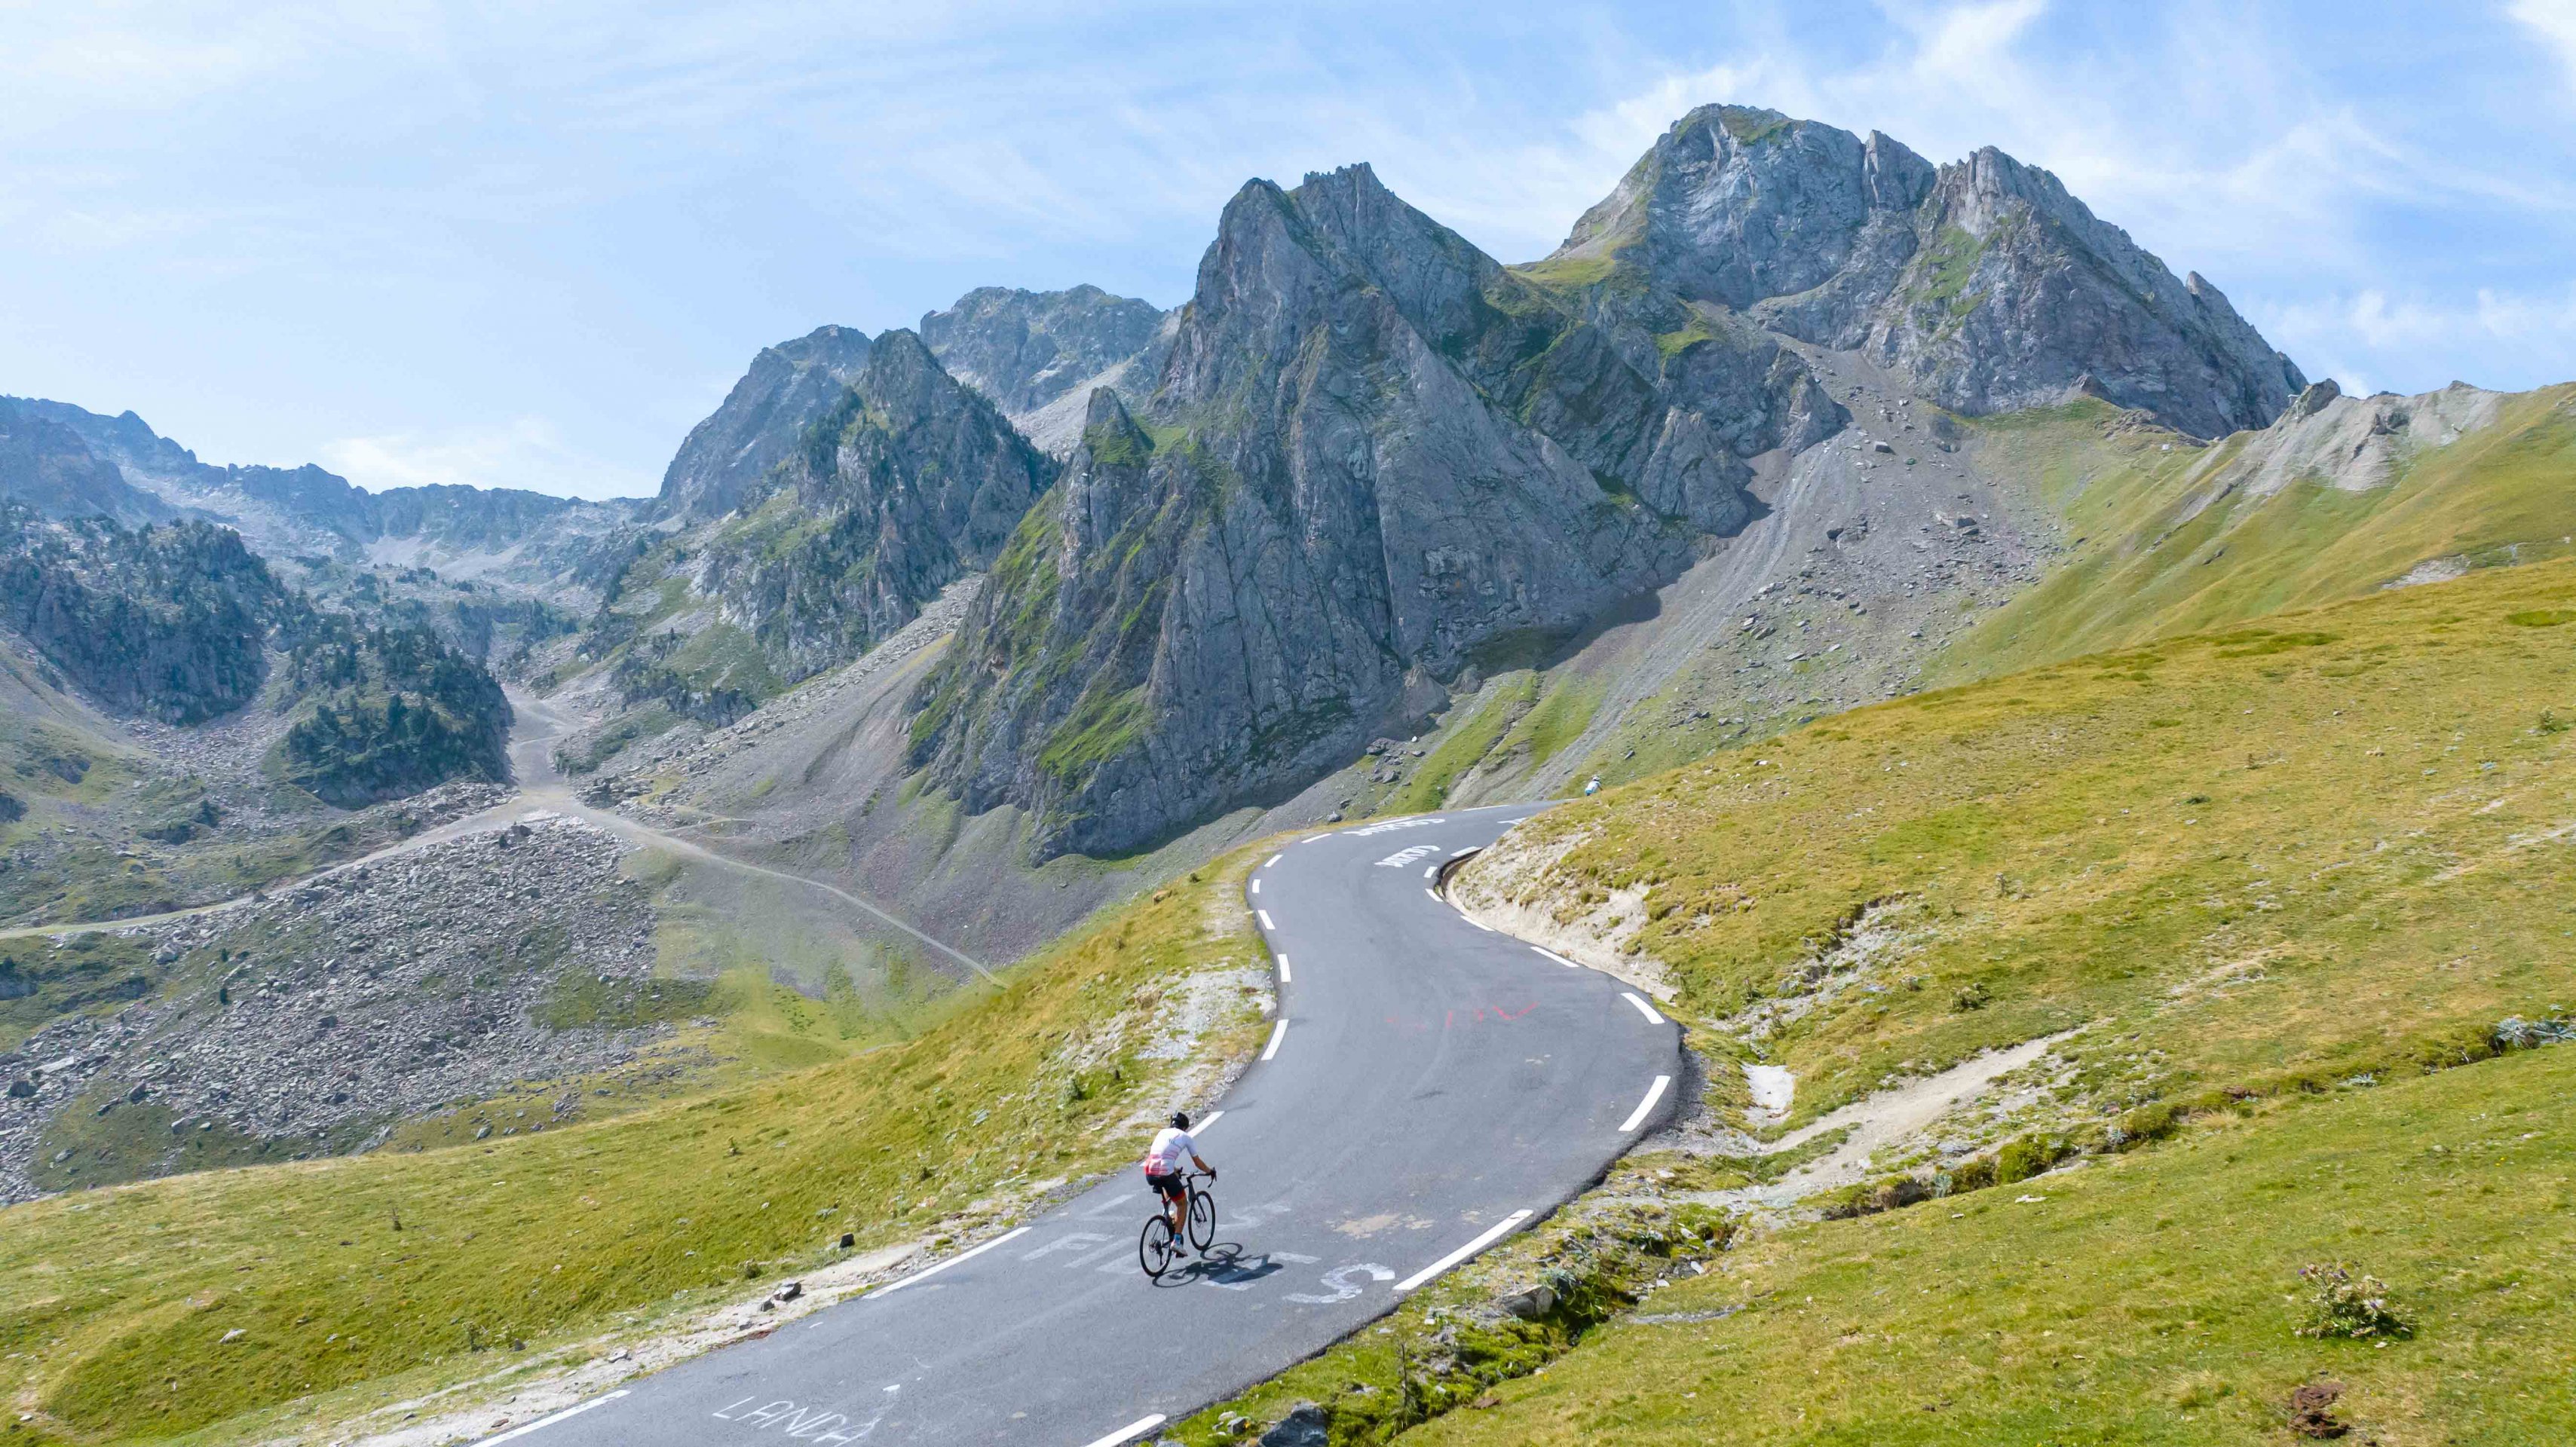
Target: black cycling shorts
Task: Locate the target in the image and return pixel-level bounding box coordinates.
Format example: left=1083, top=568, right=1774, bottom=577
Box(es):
left=1147, top=1171, right=1186, bottom=1201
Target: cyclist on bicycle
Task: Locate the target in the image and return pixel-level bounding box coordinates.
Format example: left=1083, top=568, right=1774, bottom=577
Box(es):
left=1143, top=1112, right=1214, bottom=1253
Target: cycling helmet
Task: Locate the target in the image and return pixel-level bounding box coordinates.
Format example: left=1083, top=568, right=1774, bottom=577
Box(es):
left=1170, top=1112, right=1190, bottom=1130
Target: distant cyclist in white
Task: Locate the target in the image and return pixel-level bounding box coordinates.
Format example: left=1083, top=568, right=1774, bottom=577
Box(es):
left=1143, top=1112, right=1214, bottom=1253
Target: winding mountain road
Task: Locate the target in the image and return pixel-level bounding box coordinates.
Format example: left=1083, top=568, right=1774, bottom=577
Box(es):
left=510, top=804, right=1680, bottom=1447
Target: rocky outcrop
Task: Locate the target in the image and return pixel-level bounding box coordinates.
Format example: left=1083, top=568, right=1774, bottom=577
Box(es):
left=11, top=396, right=635, bottom=564
left=0, top=509, right=512, bottom=795
left=912, top=166, right=1742, bottom=858
left=0, top=399, right=173, bottom=525
left=0, top=818, right=665, bottom=1203
left=0, top=512, right=277, bottom=723
left=1546, top=105, right=2304, bottom=439
left=651, top=324, right=874, bottom=522
left=920, top=285, right=1172, bottom=425
left=694, top=330, right=1056, bottom=681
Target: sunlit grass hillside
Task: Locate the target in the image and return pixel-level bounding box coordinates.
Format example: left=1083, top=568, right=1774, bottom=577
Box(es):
left=0, top=849, right=1268, bottom=1445
left=1940, top=387, right=2576, bottom=684
left=1414, top=1040, right=2576, bottom=1445
left=1456, top=554, right=2576, bottom=1133
left=1422, top=553, right=2576, bottom=1445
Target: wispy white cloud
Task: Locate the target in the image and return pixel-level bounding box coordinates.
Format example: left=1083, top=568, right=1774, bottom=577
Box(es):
left=2255, top=282, right=2576, bottom=397
left=5, top=0, right=2574, bottom=494
left=320, top=419, right=647, bottom=501
left=2511, top=0, right=2576, bottom=87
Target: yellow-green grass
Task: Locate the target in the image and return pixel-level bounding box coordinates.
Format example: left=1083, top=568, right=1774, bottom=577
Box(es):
left=1389, top=676, right=1536, bottom=814
left=1496, top=677, right=1604, bottom=786
left=1939, top=389, right=2576, bottom=685
left=0, top=846, right=1270, bottom=1444
left=1460, top=555, right=2576, bottom=1133
left=1409, top=1041, right=2576, bottom=1445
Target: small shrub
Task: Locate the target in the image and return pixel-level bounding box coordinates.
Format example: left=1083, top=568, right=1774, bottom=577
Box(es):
left=1948, top=1156, right=1997, bottom=1192
left=2494, top=1013, right=2576, bottom=1050
left=2112, top=1101, right=2182, bottom=1149
left=1995, top=1134, right=2067, bottom=1185
left=2293, top=1263, right=2412, bottom=1340
left=1951, top=980, right=1991, bottom=1012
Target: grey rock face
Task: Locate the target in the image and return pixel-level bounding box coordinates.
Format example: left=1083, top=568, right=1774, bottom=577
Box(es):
left=919, top=285, right=1170, bottom=418
left=1552, top=105, right=2303, bottom=439
left=0, top=818, right=665, bottom=1204
left=0, top=399, right=173, bottom=525
left=652, top=324, right=875, bottom=522
left=913, top=166, right=1715, bottom=858
left=695, top=330, right=1055, bottom=681
left=12, top=396, right=633, bottom=564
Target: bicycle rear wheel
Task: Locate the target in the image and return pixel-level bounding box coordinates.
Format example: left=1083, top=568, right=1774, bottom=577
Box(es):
left=1138, top=1215, right=1177, bottom=1278
left=1187, top=1187, right=1215, bottom=1250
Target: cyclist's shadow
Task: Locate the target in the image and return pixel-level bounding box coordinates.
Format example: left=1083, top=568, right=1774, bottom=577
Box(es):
left=1155, top=1240, right=1282, bottom=1291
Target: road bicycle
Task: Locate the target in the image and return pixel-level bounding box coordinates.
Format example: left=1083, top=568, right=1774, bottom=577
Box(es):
left=1137, top=1170, right=1217, bottom=1278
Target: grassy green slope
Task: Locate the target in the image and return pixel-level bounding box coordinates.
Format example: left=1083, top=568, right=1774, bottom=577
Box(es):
left=1401, top=553, right=2576, bottom=1442
left=1404, top=556, right=2576, bottom=1445
left=1413, top=1042, right=2576, bottom=1446
left=0, top=849, right=1270, bottom=1444
left=1463, top=555, right=2576, bottom=1132
left=1938, top=389, right=2576, bottom=684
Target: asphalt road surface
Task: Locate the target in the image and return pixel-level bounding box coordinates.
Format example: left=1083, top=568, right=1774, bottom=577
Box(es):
left=513, top=803, right=1680, bottom=1447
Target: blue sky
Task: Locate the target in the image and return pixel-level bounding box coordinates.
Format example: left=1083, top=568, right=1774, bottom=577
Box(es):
left=5, top=1, right=2574, bottom=500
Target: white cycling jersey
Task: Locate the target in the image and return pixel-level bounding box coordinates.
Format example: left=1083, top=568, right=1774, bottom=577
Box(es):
left=1142, top=1127, right=1198, bottom=1176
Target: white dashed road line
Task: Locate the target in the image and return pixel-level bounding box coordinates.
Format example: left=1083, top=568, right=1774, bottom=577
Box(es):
left=1395, top=1210, right=1535, bottom=1293
left=873, top=1226, right=1033, bottom=1296
left=1257, top=910, right=1276, bottom=931
left=1424, top=889, right=1439, bottom=901
left=1276, top=954, right=1292, bottom=983
left=1079, top=1415, right=1168, bottom=1447
left=1622, top=992, right=1666, bottom=1026
left=1621, top=1075, right=1671, bottom=1133
left=1303, top=834, right=1329, bottom=843
left=1265, top=853, right=1282, bottom=867
left=1261, top=1020, right=1287, bottom=1061
left=1533, top=946, right=1578, bottom=968
left=1423, top=864, right=1437, bottom=880
left=1193, top=1110, right=1223, bottom=1133
left=473, top=1391, right=630, bottom=1445
left=1251, top=878, right=1261, bottom=895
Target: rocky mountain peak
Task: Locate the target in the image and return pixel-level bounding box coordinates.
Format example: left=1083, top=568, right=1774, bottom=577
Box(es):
left=654, top=323, right=874, bottom=522
left=690, top=326, right=1056, bottom=681
left=1542, top=105, right=2302, bottom=439
left=919, top=285, right=1169, bottom=426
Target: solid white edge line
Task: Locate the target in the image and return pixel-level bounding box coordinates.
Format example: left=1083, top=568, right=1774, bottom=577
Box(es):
left=1195, top=1110, right=1223, bottom=1132
left=872, top=1225, right=1032, bottom=1296
left=473, top=1391, right=630, bottom=1446
left=1258, top=909, right=1276, bottom=931
left=1276, top=954, right=1292, bottom=983
left=1265, top=853, right=1282, bottom=867
left=1533, top=946, right=1579, bottom=968
left=1079, top=1415, right=1168, bottom=1447
left=1620, top=1074, right=1672, bottom=1133
left=1622, top=991, right=1667, bottom=1025
left=1261, top=1020, right=1288, bottom=1060
left=1395, top=1210, right=1533, bottom=1293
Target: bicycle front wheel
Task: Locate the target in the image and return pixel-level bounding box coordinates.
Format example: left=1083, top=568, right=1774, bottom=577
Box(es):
left=1138, top=1215, right=1177, bottom=1278
left=1187, top=1188, right=1215, bottom=1250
